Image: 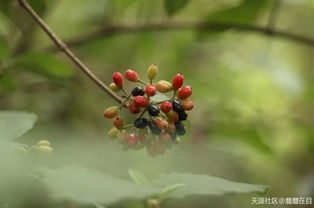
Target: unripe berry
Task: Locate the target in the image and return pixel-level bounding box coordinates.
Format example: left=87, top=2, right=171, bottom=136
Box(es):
left=134, top=96, right=149, bottom=107
left=112, top=72, right=124, bottom=88
left=147, top=64, right=158, bottom=81
left=108, top=127, right=119, bottom=139
left=134, top=117, right=149, bottom=129
left=147, top=104, right=160, bottom=116
left=37, top=140, right=51, bottom=146
left=35, top=145, right=53, bottom=153
left=182, top=100, right=194, bottom=111
left=128, top=101, right=140, bottom=114
left=178, top=86, right=192, bottom=99
left=126, top=133, right=138, bottom=147
left=131, top=87, right=145, bottom=96
left=161, top=101, right=173, bottom=113
left=109, top=82, right=121, bottom=91
left=172, top=74, right=184, bottom=90
left=166, top=110, right=179, bottom=122
left=113, top=116, right=124, bottom=130
left=155, top=142, right=166, bottom=155
left=155, top=80, right=172, bottom=93
left=125, top=69, right=139, bottom=82
left=145, top=84, right=157, bottom=97
left=104, top=106, right=120, bottom=119
left=146, top=144, right=157, bottom=157
left=166, top=123, right=176, bottom=134
left=159, top=132, right=172, bottom=143
left=156, top=119, right=168, bottom=129
left=137, top=132, right=148, bottom=144
left=149, top=120, right=162, bottom=135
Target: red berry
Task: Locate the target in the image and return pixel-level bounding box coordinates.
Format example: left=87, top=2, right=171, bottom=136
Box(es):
left=125, top=69, right=139, bottom=82
left=145, top=84, right=157, bottom=97
left=112, top=72, right=124, bottom=88
left=182, top=100, right=194, bottom=111
left=126, top=133, right=138, bottom=147
left=134, top=96, right=149, bottom=107
left=113, top=116, right=124, bottom=130
left=160, top=101, right=173, bottom=113
left=178, top=86, right=192, bottom=99
left=156, top=119, right=168, bottom=129
left=128, top=101, right=140, bottom=114
left=104, top=106, right=120, bottom=119
left=172, top=74, right=184, bottom=90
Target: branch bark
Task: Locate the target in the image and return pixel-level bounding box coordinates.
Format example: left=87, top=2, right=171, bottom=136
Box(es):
left=45, top=22, right=314, bottom=52
left=17, top=0, right=123, bottom=104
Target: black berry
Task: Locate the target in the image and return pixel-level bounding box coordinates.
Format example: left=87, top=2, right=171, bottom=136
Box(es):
left=174, top=121, right=185, bottom=136
left=131, top=87, right=145, bottom=96
left=134, top=117, right=149, bottom=129
left=147, top=104, right=160, bottom=116
left=177, top=109, right=187, bottom=121
left=172, top=99, right=183, bottom=111
left=149, top=120, right=162, bottom=135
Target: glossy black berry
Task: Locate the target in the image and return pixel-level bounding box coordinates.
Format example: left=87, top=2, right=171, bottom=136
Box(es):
left=177, top=109, right=187, bottom=121
left=174, top=121, right=185, bottom=136
left=147, top=104, right=160, bottom=116
left=131, top=87, right=145, bottom=96
left=172, top=99, right=183, bottom=111
left=149, top=120, right=162, bottom=135
left=134, top=117, right=149, bottom=129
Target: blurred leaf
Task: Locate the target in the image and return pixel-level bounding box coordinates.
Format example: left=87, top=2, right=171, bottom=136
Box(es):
left=0, top=111, right=37, bottom=141
left=28, top=0, right=47, bottom=15
left=14, top=52, right=74, bottom=78
left=158, top=183, right=186, bottom=201
left=0, top=73, right=17, bottom=91
left=41, top=166, right=159, bottom=204
left=151, top=92, right=170, bottom=103
left=164, top=0, right=190, bottom=16
left=206, top=0, right=269, bottom=24
left=0, top=35, right=10, bottom=61
left=128, top=169, right=150, bottom=185
left=152, top=172, right=268, bottom=198
left=93, top=203, right=108, bottom=208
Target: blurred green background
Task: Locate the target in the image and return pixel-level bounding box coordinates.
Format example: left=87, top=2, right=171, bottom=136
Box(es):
left=0, top=0, right=314, bottom=207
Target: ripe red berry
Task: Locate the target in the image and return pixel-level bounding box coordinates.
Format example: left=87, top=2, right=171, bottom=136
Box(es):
left=160, top=101, right=173, bottom=113
left=134, top=96, right=149, bottom=107
left=112, top=72, right=124, bottom=88
left=172, top=74, right=184, bottom=90
left=178, top=86, right=192, bottom=99
left=128, top=101, right=140, bottom=114
left=145, top=84, right=157, bottom=97
left=126, top=133, right=138, bottom=147
left=125, top=69, right=139, bottom=82
left=182, top=100, right=194, bottom=111
left=113, top=116, right=124, bottom=130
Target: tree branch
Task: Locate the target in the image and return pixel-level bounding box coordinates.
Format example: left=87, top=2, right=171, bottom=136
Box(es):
left=45, top=22, right=314, bottom=52
left=17, top=0, right=123, bottom=104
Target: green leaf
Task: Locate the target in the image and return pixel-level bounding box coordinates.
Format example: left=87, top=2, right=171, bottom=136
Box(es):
left=164, top=0, right=190, bottom=16
left=128, top=169, right=150, bottom=185
left=158, top=183, right=186, bottom=201
left=0, top=35, right=10, bottom=61
left=206, top=0, right=269, bottom=25
left=150, top=92, right=170, bottom=103
left=0, top=111, right=37, bottom=141
left=28, top=0, right=47, bottom=15
left=14, top=52, right=74, bottom=78
left=41, top=166, right=159, bottom=204
left=152, top=172, right=268, bottom=198
left=0, top=73, right=17, bottom=91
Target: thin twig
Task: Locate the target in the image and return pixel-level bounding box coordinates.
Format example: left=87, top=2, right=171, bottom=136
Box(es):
left=17, top=0, right=123, bottom=104
left=44, top=22, right=314, bottom=52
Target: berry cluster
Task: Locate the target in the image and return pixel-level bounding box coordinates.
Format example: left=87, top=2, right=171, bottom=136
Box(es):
left=104, top=64, right=194, bottom=156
